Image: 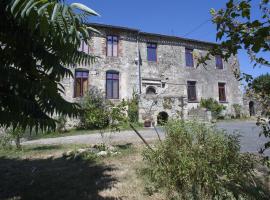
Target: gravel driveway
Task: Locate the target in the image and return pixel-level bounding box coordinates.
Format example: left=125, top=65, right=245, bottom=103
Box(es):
left=22, top=121, right=269, bottom=155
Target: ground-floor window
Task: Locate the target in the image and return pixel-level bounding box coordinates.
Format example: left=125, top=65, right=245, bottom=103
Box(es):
left=187, top=81, right=197, bottom=102
left=74, top=70, right=89, bottom=97
left=218, top=82, right=226, bottom=102
left=106, top=71, right=119, bottom=99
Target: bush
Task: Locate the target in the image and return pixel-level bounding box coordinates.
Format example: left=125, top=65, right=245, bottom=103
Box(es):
left=141, top=120, right=268, bottom=200
left=232, top=104, right=242, bottom=119
left=79, top=88, right=110, bottom=130
left=200, top=98, right=226, bottom=118
left=56, top=115, right=67, bottom=133
left=0, top=134, right=13, bottom=150
left=79, top=88, right=127, bottom=132
left=127, top=92, right=139, bottom=123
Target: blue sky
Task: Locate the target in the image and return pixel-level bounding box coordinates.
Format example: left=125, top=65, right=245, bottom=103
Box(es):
left=70, top=0, right=270, bottom=77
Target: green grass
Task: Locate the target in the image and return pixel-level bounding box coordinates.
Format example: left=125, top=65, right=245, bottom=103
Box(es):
left=25, top=122, right=145, bottom=141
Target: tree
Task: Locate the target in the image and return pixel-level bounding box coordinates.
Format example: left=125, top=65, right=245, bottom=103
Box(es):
left=0, top=0, right=99, bottom=132
left=200, top=0, right=270, bottom=164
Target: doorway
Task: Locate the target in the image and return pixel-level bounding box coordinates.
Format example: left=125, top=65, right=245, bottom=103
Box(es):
left=157, top=112, right=169, bottom=125
left=249, top=101, right=255, bottom=116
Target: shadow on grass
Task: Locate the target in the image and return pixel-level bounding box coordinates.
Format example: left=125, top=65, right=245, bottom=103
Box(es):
left=30, top=145, right=63, bottom=151
left=0, top=156, right=120, bottom=200
left=115, top=143, right=133, bottom=150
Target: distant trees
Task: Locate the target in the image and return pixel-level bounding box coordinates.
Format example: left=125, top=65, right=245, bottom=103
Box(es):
left=0, top=0, right=99, bottom=131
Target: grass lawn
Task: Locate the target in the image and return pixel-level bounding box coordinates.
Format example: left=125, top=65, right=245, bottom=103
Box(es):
left=0, top=143, right=269, bottom=200
left=0, top=143, right=165, bottom=200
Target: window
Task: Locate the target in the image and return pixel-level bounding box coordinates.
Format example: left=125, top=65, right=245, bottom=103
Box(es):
left=187, top=81, right=197, bottom=102
left=185, top=48, right=194, bottom=67
left=146, top=86, right=156, bottom=95
left=147, top=43, right=157, bottom=62
left=216, top=55, right=223, bottom=69
left=106, top=71, right=119, bottom=99
left=79, top=41, right=90, bottom=54
left=74, top=70, right=89, bottom=97
left=218, top=82, right=226, bottom=102
left=107, top=36, right=118, bottom=57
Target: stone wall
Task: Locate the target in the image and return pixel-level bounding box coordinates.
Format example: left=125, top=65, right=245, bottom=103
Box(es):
left=61, top=24, right=243, bottom=126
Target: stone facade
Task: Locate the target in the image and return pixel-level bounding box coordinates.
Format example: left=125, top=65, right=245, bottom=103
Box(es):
left=62, top=23, right=243, bottom=126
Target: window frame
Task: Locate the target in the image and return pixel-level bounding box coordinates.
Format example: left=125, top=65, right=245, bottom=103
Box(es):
left=147, top=42, right=157, bottom=62
left=187, top=81, right=197, bottom=102
left=218, top=82, right=227, bottom=102
left=185, top=48, right=194, bottom=68
left=106, top=35, right=119, bottom=57
left=215, top=55, right=224, bottom=69
left=106, top=70, right=120, bottom=99
left=79, top=40, right=90, bottom=54
left=74, top=70, right=89, bottom=98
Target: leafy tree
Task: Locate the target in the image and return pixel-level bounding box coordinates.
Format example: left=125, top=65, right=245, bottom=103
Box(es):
left=199, top=0, right=270, bottom=164
left=0, top=0, right=99, bottom=132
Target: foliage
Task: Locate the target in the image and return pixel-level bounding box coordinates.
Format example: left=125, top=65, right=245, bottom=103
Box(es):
left=56, top=115, right=68, bottom=133
left=141, top=120, right=269, bottom=200
left=80, top=88, right=109, bottom=130
left=250, top=74, right=270, bottom=165
left=80, top=88, right=127, bottom=132
left=127, top=92, right=139, bottom=123
left=232, top=104, right=242, bottom=118
left=0, top=133, right=13, bottom=150
left=0, top=0, right=99, bottom=132
left=199, top=0, right=270, bottom=68
left=197, top=0, right=270, bottom=163
left=200, top=98, right=226, bottom=118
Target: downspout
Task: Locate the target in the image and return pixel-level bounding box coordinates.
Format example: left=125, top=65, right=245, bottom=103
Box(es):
left=137, top=31, right=142, bottom=94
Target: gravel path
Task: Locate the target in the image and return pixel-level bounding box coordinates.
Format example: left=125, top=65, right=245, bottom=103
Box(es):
left=22, top=121, right=269, bottom=155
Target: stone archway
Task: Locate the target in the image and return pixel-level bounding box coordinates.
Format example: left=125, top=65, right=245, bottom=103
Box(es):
left=157, top=111, right=169, bottom=125
left=249, top=101, right=255, bottom=116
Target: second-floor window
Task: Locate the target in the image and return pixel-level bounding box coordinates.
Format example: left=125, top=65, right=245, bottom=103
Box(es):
left=106, top=71, right=119, bottom=99
left=216, top=55, right=223, bottom=69
left=185, top=48, right=194, bottom=67
left=218, top=82, right=226, bottom=102
left=74, top=70, right=89, bottom=97
left=79, top=41, right=90, bottom=54
left=107, top=36, right=118, bottom=57
left=187, top=81, right=197, bottom=102
left=147, top=43, right=157, bottom=62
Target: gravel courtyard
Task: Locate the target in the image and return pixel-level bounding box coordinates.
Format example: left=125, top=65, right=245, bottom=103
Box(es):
left=23, top=121, right=269, bottom=155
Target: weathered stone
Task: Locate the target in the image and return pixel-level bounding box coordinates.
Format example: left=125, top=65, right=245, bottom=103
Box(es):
left=97, top=151, right=108, bottom=156
left=61, top=23, right=243, bottom=127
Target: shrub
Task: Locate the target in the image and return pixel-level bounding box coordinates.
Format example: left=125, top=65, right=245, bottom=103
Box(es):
left=0, top=134, right=13, bottom=150
left=141, top=120, right=268, bottom=200
left=56, top=115, right=67, bottom=133
left=79, top=88, right=110, bottom=130
left=79, top=88, right=127, bottom=131
left=127, top=92, right=139, bottom=123
left=200, top=98, right=226, bottom=118
left=232, top=104, right=242, bottom=119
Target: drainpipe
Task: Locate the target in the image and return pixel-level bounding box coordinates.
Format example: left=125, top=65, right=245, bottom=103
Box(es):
left=137, top=31, right=142, bottom=94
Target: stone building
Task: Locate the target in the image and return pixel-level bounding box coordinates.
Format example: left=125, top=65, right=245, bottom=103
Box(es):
left=62, top=23, right=243, bottom=126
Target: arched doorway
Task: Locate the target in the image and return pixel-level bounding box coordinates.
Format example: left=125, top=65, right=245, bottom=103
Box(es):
left=146, top=86, right=156, bottom=95
left=249, top=101, right=255, bottom=116
left=157, top=112, right=169, bottom=125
